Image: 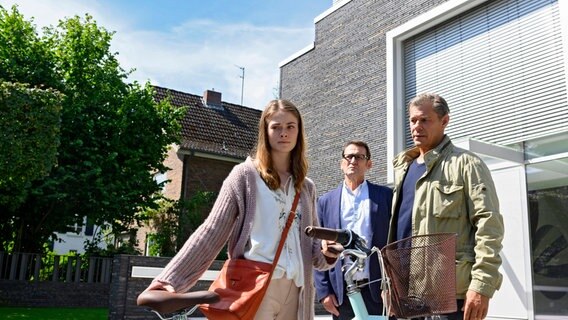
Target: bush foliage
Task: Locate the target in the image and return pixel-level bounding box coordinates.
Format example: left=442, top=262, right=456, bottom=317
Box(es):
left=0, top=5, right=185, bottom=254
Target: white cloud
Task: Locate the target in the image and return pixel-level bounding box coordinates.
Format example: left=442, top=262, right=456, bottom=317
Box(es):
left=114, top=20, right=314, bottom=109
left=2, top=0, right=316, bottom=109
left=0, top=0, right=120, bottom=31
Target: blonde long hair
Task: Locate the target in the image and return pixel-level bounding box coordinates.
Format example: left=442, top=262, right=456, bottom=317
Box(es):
left=253, top=99, right=307, bottom=192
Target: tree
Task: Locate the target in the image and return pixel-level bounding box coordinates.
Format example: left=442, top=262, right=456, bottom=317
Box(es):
left=0, top=6, right=60, bottom=88
left=0, top=6, right=63, bottom=208
left=0, top=6, right=63, bottom=244
left=0, top=82, right=62, bottom=209
left=143, top=191, right=217, bottom=257
left=143, top=198, right=179, bottom=257
left=0, top=6, right=185, bottom=253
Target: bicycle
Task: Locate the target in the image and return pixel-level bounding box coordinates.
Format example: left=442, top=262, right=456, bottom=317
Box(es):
left=137, top=289, right=220, bottom=320
left=305, top=226, right=457, bottom=320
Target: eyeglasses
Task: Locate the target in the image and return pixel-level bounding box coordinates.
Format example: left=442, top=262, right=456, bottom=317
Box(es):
left=342, top=153, right=369, bottom=161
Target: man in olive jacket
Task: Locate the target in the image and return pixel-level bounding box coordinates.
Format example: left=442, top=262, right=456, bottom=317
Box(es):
left=389, top=93, right=504, bottom=320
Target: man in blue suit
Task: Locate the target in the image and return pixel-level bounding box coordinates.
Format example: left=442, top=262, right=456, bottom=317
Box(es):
left=314, top=140, right=392, bottom=320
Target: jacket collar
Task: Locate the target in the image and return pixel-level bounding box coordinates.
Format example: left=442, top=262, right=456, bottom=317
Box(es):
left=393, top=135, right=453, bottom=169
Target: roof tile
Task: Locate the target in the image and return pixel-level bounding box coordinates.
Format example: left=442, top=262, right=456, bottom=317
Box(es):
left=153, top=86, right=262, bottom=159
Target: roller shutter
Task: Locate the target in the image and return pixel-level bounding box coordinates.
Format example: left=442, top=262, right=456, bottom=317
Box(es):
left=403, top=0, right=567, bottom=147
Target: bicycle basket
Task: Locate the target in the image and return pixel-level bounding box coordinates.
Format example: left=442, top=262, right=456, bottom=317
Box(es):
left=381, top=233, right=457, bottom=318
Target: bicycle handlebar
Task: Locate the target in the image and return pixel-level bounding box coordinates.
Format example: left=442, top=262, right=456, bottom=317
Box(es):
left=304, top=226, right=370, bottom=254
left=304, top=226, right=353, bottom=246
left=137, top=290, right=220, bottom=314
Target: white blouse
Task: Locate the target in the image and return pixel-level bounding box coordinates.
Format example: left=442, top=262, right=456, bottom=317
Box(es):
left=244, top=172, right=304, bottom=287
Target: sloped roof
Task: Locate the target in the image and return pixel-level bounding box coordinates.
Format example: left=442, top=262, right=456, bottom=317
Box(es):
left=153, top=86, right=261, bottom=159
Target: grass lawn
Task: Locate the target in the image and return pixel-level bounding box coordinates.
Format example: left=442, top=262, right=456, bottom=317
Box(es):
left=0, top=307, right=108, bottom=319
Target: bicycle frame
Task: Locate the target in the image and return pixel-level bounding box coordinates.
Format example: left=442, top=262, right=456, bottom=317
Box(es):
left=342, top=247, right=390, bottom=320
left=149, top=306, right=199, bottom=320
left=137, top=290, right=219, bottom=320
left=306, top=226, right=457, bottom=320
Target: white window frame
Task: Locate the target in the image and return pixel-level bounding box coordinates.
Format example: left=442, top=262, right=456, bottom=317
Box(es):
left=385, top=0, right=568, bottom=184
left=386, top=0, right=488, bottom=183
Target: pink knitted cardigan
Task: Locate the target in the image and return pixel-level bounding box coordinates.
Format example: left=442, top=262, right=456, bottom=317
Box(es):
left=151, top=157, right=335, bottom=319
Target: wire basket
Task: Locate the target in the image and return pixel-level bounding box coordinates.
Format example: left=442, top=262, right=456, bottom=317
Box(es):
left=380, top=233, right=457, bottom=318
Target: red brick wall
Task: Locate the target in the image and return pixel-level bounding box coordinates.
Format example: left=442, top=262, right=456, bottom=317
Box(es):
left=162, top=146, right=184, bottom=200
left=182, top=155, right=242, bottom=201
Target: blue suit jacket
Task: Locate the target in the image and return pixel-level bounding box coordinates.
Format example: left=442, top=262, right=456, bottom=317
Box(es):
left=314, top=181, right=392, bottom=305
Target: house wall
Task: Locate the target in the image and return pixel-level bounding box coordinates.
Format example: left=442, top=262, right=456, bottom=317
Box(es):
left=280, top=0, right=448, bottom=194
left=162, top=145, right=184, bottom=200
left=54, top=230, right=92, bottom=254
left=182, top=154, right=241, bottom=203
left=134, top=145, right=185, bottom=254
left=53, top=219, right=106, bottom=254
left=136, top=152, right=243, bottom=253
left=281, top=0, right=568, bottom=318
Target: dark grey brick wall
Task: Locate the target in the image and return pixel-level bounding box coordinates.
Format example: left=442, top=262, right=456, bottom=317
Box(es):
left=280, top=0, right=448, bottom=194
left=109, top=255, right=237, bottom=320
left=0, top=281, right=109, bottom=308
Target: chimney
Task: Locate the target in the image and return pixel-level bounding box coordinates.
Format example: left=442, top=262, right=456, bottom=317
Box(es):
left=203, top=89, right=222, bottom=107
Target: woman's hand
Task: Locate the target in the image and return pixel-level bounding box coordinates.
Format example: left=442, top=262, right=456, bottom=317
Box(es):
left=321, top=240, right=344, bottom=258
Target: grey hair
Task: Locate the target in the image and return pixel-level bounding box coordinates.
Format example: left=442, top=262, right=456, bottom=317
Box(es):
left=408, top=93, right=449, bottom=118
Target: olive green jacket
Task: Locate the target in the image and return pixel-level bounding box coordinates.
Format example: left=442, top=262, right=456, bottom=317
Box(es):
left=388, top=135, right=504, bottom=299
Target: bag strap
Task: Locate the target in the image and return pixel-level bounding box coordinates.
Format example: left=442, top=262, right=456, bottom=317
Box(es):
left=254, top=191, right=301, bottom=306
left=270, top=191, right=301, bottom=271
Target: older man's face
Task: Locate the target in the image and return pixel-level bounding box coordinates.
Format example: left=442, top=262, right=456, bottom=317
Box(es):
left=409, top=102, right=449, bottom=154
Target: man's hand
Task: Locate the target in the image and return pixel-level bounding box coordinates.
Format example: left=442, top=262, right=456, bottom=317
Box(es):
left=463, top=290, right=489, bottom=320
left=321, top=294, right=340, bottom=317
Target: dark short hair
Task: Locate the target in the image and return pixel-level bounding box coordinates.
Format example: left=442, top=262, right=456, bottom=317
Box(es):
left=408, top=93, right=449, bottom=118
left=342, top=140, right=371, bottom=159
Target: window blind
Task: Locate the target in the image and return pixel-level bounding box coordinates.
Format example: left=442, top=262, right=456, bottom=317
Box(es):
left=403, top=0, right=567, bottom=148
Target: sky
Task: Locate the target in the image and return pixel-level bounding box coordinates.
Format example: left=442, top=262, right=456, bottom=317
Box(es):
left=0, top=0, right=332, bottom=109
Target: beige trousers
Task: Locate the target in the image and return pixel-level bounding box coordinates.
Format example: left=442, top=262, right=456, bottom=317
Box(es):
left=255, top=277, right=300, bottom=320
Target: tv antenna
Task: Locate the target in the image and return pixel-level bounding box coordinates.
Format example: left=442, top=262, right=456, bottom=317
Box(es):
left=236, top=65, right=245, bottom=105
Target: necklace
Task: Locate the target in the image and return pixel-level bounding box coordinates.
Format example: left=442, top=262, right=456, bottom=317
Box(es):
left=279, top=172, right=292, bottom=191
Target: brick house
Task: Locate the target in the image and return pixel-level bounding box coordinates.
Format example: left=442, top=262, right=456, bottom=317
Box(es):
left=135, top=86, right=262, bottom=254
left=279, top=0, right=568, bottom=318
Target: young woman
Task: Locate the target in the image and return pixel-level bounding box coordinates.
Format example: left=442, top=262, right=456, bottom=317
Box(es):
left=144, top=99, right=339, bottom=319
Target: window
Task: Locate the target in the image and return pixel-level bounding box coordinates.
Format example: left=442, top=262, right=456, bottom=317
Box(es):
left=526, top=135, right=568, bottom=316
